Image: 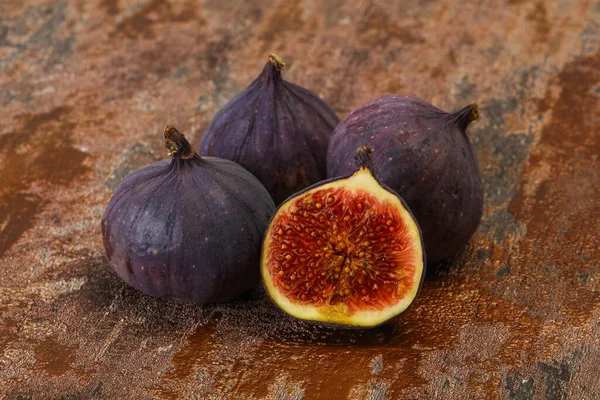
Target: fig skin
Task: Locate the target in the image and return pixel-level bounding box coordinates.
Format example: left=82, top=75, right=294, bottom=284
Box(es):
left=199, top=54, right=340, bottom=205
left=101, top=126, right=276, bottom=303
left=261, top=147, right=426, bottom=328
left=327, top=95, right=483, bottom=262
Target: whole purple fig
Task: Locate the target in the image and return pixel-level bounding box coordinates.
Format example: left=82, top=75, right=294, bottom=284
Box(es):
left=327, top=95, right=483, bottom=262
left=101, top=126, right=275, bottom=303
left=199, top=54, right=340, bottom=205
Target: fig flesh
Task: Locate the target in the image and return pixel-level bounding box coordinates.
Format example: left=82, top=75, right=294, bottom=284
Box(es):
left=199, top=54, right=340, bottom=205
left=327, top=95, right=483, bottom=262
left=101, top=126, right=275, bottom=303
left=261, top=147, right=425, bottom=327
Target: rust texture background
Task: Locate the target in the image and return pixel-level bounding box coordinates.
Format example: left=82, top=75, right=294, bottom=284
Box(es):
left=0, top=0, right=599, bottom=399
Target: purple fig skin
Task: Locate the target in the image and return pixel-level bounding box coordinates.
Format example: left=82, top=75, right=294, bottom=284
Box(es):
left=327, top=95, right=483, bottom=262
left=101, top=126, right=276, bottom=303
left=199, top=54, right=340, bottom=205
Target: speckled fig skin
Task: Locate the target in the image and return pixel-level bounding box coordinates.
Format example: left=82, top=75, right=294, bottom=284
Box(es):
left=199, top=54, right=340, bottom=205
left=327, top=95, right=483, bottom=262
left=101, top=126, right=275, bottom=303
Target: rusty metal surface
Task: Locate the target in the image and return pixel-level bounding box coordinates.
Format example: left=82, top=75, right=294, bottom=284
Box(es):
left=0, top=0, right=598, bottom=399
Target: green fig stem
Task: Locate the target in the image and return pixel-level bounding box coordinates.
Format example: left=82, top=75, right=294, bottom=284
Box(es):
left=354, top=146, right=374, bottom=172
left=453, top=103, right=479, bottom=132
left=268, top=54, right=285, bottom=71
left=164, top=125, right=197, bottom=160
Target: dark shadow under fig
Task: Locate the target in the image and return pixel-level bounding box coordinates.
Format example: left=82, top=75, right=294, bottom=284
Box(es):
left=80, top=257, right=408, bottom=347
left=424, top=244, right=472, bottom=281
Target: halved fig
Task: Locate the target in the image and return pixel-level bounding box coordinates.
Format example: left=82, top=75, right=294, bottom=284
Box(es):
left=261, top=147, right=425, bottom=328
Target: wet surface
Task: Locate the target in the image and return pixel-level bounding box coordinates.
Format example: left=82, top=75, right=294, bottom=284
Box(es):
left=0, top=0, right=598, bottom=399
left=0, top=106, right=89, bottom=256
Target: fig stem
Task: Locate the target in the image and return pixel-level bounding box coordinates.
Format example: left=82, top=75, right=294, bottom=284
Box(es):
left=164, top=125, right=198, bottom=160
left=354, top=146, right=374, bottom=172
left=469, top=104, right=480, bottom=122
left=453, top=104, right=479, bottom=131
left=268, top=54, right=285, bottom=71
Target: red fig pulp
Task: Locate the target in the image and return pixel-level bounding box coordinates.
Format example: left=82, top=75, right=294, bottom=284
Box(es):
left=262, top=147, right=425, bottom=327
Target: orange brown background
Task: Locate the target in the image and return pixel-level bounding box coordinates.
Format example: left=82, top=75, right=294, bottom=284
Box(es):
left=0, top=0, right=598, bottom=398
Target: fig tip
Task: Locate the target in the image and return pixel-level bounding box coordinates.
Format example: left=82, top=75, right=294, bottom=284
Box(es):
left=163, top=125, right=196, bottom=159
left=354, top=146, right=374, bottom=171
left=469, top=104, right=479, bottom=122
left=453, top=103, right=480, bottom=131
left=356, top=145, right=373, bottom=155
left=268, top=54, right=286, bottom=71
left=164, top=125, right=179, bottom=138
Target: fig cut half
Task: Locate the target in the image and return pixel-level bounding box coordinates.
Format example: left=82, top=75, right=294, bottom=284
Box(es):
left=261, top=147, right=425, bottom=327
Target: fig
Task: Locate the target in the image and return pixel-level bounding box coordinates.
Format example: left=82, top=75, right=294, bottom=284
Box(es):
left=101, top=126, right=275, bottom=303
left=199, top=54, right=340, bottom=205
left=261, top=146, right=425, bottom=328
left=327, top=95, right=483, bottom=262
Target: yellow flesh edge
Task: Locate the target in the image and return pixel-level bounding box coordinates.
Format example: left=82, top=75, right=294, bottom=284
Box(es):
left=261, top=168, right=424, bottom=327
